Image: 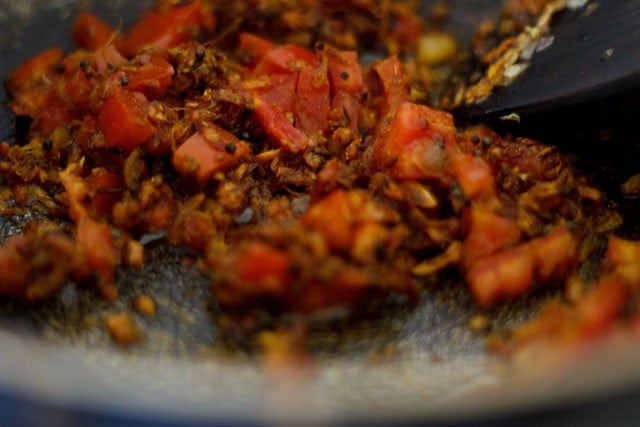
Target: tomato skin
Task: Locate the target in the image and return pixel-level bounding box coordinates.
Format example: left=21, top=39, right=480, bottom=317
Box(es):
left=124, top=56, right=175, bottom=100
left=118, top=1, right=215, bottom=57
left=98, top=90, right=155, bottom=150
left=373, top=102, right=454, bottom=180
left=72, top=10, right=117, bottom=51
left=172, top=126, right=249, bottom=182
left=252, top=96, right=309, bottom=153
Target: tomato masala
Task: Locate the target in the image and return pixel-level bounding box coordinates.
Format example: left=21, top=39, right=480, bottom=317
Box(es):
left=1, top=0, right=639, bottom=352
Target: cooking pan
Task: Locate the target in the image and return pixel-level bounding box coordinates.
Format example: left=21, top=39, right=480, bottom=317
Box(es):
left=1, top=1, right=640, bottom=425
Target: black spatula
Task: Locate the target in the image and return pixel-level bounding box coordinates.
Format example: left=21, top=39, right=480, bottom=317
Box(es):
left=454, top=0, right=640, bottom=122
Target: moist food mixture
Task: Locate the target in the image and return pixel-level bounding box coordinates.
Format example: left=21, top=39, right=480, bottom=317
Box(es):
left=1, top=0, right=640, bottom=354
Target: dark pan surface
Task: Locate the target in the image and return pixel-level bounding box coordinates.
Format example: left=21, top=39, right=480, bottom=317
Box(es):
left=0, top=1, right=640, bottom=424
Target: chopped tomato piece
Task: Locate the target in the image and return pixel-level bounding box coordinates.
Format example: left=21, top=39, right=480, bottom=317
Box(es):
left=47, top=50, right=101, bottom=114
left=238, top=32, right=276, bottom=67
left=606, top=236, right=640, bottom=267
left=509, top=273, right=629, bottom=349
left=302, top=189, right=355, bottom=253
left=373, top=102, right=454, bottom=180
left=172, top=125, right=249, bottom=182
left=11, top=87, right=74, bottom=134
left=0, top=237, right=29, bottom=297
left=294, top=61, right=330, bottom=135
left=253, top=73, right=298, bottom=113
left=314, top=158, right=341, bottom=194
left=467, top=246, right=534, bottom=307
left=0, top=231, right=85, bottom=301
left=330, top=91, right=361, bottom=132
left=6, top=47, right=63, bottom=93
left=301, top=189, right=393, bottom=256
left=467, top=226, right=578, bottom=306
left=124, top=56, right=175, bottom=99
left=575, top=275, right=629, bottom=339
left=6, top=1, right=635, bottom=345
left=86, top=168, right=125, bottom=217
left=351, top=222, right=391, bottom=264
left=247, top=45, right=361, bottom=138
left=326, top=49, right=363, bottom=133
left=449, top=152, right=495, bottom=199
left=236, top=242, right=293, bottom=294
left=98, top=90, right=155, bottom=150
left=76, top=216, right=117, bottom=280
left=186, top=216, right=216, bottom=252
left=60, top=165, right=89, bottom=222
left=146, top=197, right=176, bottom=233
left=72, top=10, right=117, bottom=51
left=529, top=227, right=577, bottom=281
left=603, top=236, right=640, bottom=285
left=373, top=55, right=409, bottom=127
left=75, top=115, right=99, bottom=151
left=252, top=96, right=309, bottom=153
left=461, top=207, right=521, bottom=270
left=56, top=68, right=95, bottom=114
left=118, top=1, right=215, bottom=57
